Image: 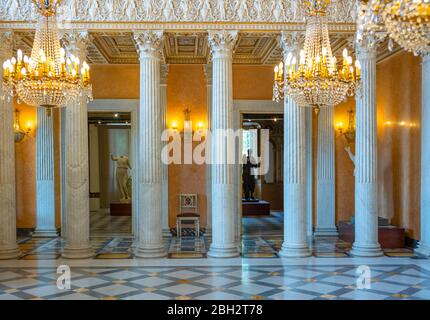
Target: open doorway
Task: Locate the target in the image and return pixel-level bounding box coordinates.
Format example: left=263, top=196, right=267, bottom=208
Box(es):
left=88, top=112, right=133, bottom=238
left=241, top=113, right=284, bottom=258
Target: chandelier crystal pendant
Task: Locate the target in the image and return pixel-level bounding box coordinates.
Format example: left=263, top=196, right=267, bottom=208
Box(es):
left=273, top=0, right=361, bottom=112
left=357, top=0, right=430, bottom=56
left=2, top=0, right=92, bottom=115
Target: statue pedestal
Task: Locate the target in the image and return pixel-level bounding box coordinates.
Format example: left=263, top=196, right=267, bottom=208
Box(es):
left=242, top=200, right=270, bottom=217
left=110, top=202, right=132, bottom=216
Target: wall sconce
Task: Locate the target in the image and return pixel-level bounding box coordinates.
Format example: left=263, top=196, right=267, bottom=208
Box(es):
left=14, top=109, right=32, bottom=143
left=337, top=108, right=355, bottom=146
left=171, top=120, right=178, bottom=130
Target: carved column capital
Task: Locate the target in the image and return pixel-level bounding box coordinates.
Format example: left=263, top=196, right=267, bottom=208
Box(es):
left=61, top=30, right=90, bottom=61
left=279, top=31, right=304, bottom=57
left=208, top=30, right=239, bottom=58
left=133, top=30, right=164, bottom=60
left=203, top=63, right=212, bottom=86
left=0, top=30, right=13, bottom=60
left=160, top=63, right=170, bottom=85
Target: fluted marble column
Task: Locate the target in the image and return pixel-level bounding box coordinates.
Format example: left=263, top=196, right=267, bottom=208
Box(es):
left=207, top=30, right=239, bottom=258
left=350, top=43, right=383, bottom=257
left=204, top=64, right=213, bottom=237
left=416, top=54, right=430, bottom=257
left=0, top=31, right=20, bottom=259
left=305, top=108, right=313, bottom=239
left=33, top=107, right=57, bottom=237
left=315, top=106, right=338, bottom=237
left=161, top=64, right=170, bottom=237
left=279, top=32, right=311, bottom=258
left=61, top=31, right=93, bottom=259
left=134, top=31, right=166, bottom=258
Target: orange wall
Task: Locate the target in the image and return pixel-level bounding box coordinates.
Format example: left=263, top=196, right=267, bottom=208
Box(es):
left=15, top=104, right=61, bottom=229
left=332, top=52, right=422, bottom=239
left=15, top=56, right=423, bottom=240
left=167, top=65, right=208, bottom=227
left=376, top=52, right=421, bottom=239
left=334, top=98, right=356, bottom=223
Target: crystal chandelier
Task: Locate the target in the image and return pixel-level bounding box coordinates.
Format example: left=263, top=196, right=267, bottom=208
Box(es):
left=273, top=0, right=361, bottom=112
left=357, top=0, right=430, bottom=56
left=2, top=0, right=92, bottom=115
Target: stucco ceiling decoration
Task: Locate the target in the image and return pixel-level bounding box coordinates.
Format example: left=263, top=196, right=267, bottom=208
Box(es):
left=0, top=0, right=356, bottom=31
left=11, top=31, right=401, bottom=65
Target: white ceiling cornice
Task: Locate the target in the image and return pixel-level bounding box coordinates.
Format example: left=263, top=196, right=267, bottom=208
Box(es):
left=0, top=0, right=356, bottom=31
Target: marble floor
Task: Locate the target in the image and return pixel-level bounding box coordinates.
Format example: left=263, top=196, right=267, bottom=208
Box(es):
left=3, top=211, right=428, bottom=300
left=0, top=258, right=430, bottom=300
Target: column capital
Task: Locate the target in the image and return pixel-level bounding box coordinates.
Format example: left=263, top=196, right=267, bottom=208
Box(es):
left=160, top=63, right=170, bottom=85
left=0, top=30, right=13, bottom=60
left=203, top=63, right=212, bottom=85
left=60, top=30, right=90, bottom=61
left=133, top=30, right=164, bottom=60
left=355, top=32, right=385, bottom=60
left=208, top=30, right=238, bottom=57
left=279, top=31, right=304, bottom=57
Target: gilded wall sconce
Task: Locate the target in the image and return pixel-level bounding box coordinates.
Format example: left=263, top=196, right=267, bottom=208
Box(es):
left=14, top=109, right=32, bottom=143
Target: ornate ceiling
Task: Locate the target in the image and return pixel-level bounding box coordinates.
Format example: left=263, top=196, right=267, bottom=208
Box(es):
left=12, top=31, right=401, bottom=66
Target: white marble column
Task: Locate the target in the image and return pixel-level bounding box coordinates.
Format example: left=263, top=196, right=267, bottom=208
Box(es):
left=61, top=31, right=93, bottom=259
left=0, top=31, right=20, bottom=259
left=305, top=108, right=314, bottom=239
left=59, top=108, right=67, bottom=238
left=204, top=64, right=213, bottom=237
left=279, top=32, right=311, bottom=258
left=207, top=30, right=239, bottom=258
left=416, top=54, right=430, bottom=257
left=161, top=64, right=170, bottom=238
left=315, top=106, right=338, bottom=237
left=350, top=42, right=383, bottom=257
left=33, top=107, right=57, bottom=237
left=134, top=31, right=166, bottom=258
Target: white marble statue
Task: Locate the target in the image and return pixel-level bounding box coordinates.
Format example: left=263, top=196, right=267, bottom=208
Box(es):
left=344, top=145, right=356, bottom=176
left=111, top=154, right=132, bottom=203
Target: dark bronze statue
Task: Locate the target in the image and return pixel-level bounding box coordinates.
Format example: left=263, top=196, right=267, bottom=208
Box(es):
left=242, top=149, right=260, bottom=200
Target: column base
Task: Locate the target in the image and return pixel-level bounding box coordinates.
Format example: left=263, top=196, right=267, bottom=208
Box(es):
left=208, top=244, right=239, bottom=258
left=350, top=243, right=384, bottom=257
left=134, top=244, right=167, bottom=259
left=278, top=242, right=311, bottom=258
left=162, top=228, right=172, bottom=238
left=415, top=242, right=430, bottom=257
left=314, top=227, right=338, bottom=238
left=33, top=229, right=58, bottom=238
left=62, top=246, right=94, bottom=259
left=0, top=245, right=21, bottom=260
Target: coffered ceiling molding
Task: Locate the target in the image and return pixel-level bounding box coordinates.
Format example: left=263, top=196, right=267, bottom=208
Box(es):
left=10, top=30, right=401, bottom=66
left=0, top=0, right=356, bottom=31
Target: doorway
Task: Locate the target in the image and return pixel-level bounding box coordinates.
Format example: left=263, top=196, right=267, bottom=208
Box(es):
left=241, top=113, right=284, bottom=258
left=88, top=112, right=133, bottom=237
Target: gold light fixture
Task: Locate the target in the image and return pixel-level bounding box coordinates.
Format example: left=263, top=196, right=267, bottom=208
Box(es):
left=336, top=108, right=356, bottom=146
left=2, top=0, right=92, bottom=115
left=357, top=0, right=430, bottom=56
left=273, top=0, right=361, bottom=113
left=13, top=109, right=32, bottom=143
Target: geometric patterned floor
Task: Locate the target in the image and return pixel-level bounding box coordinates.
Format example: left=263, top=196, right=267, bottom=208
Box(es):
left=1, top=264, right=430, bottom=300
left=16, top=236, right=421, bottom=260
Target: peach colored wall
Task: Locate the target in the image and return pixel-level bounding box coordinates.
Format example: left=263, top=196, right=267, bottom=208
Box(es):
left=334, top=98, right=356, bottom=223
left=14, top=56, right=422, bottom=240
left=15, top=102, right=36, bottom=228
left=376, top=52, right=421, bottom=239
left=167, top=65, right=208, bottom=227
left=332, top=52, right=422, bottom=239
left=91, top=64, right=140, bottom=99
left=15, top=103, right=61, bottom=229
left=233, top=65, right=274, bottom=100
